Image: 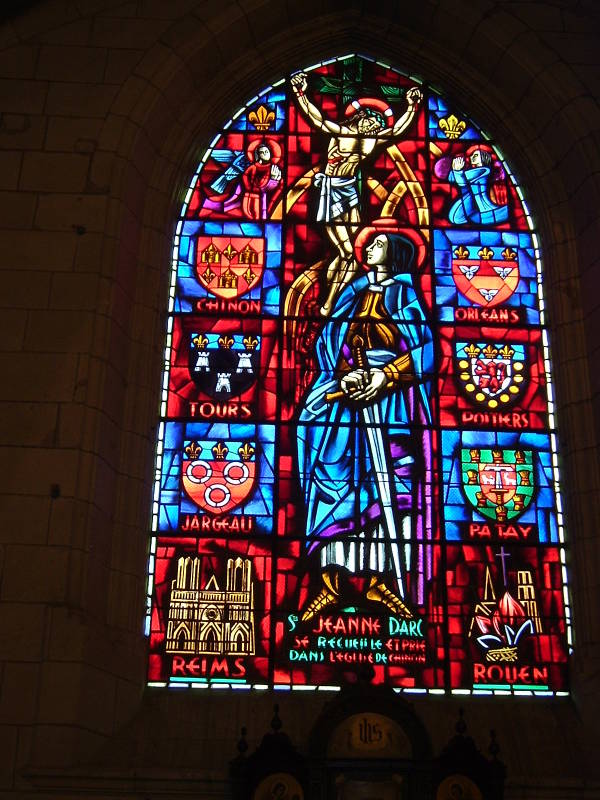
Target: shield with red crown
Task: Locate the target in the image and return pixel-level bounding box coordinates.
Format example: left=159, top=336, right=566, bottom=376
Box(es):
left=452, top=245, right=519, bottom=307
left=182, top=439, right=256, bottom=515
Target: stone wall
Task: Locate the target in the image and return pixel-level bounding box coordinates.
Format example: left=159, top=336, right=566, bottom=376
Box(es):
left=1, top=1, right=599, bottom=796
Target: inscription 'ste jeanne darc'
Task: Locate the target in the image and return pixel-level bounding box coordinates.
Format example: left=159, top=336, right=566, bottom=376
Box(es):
left=146, top=53, right=571, bottom=696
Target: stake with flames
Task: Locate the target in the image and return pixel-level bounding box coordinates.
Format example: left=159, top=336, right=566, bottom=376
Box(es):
left=471, top=550, right=535, bottom=663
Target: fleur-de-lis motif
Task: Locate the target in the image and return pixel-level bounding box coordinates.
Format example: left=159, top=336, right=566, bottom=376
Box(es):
left=185, top=441, right=202, bottom=459
left=438, top=113, right=467, bottom=140
left=201, top=266, right=216, bottom=283
left=212, top=441, right=229, bottom=460
left=238, top=442, right=255, bottom=461
left=501, top=247, right=518, bottom=261
left=218, top=335, right=235, bottom=349
left=192, top=334, right=209, bottom=349
left=483, top=344, right=499, bottom=359
left=243, top=336, right=259, bottom=351
left=248, top=104, right=275, bottom=131
left=478, top=246, right=494, bottom=260
left=454, top=245, right=469, bottom=259
left=464, top=344, right=481, bottom=359
left=222, top=243, right=238, bottom=261
left=499, top=344, right=515, bottom=359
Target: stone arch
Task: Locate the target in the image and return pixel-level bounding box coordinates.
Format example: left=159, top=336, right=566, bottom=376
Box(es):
left=171, top=622, right=192, bottom=651
left=3, top=0, right=599, bottom=784
left=229, top=623, right=249, bottom=652
left=198, top=621, right=222, bottom=654
left=102, top=5, right=599, bottom=681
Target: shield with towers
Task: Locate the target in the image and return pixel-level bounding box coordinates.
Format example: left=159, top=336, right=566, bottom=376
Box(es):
left=195, top=235, right=265, bottom=299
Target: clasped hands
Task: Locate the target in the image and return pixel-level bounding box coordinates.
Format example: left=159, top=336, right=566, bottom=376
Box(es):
left=340, top=368, right=387, bottom=403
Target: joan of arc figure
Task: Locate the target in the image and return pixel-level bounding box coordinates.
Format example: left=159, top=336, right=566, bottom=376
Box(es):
left=296, top=226, right=433, bottom=621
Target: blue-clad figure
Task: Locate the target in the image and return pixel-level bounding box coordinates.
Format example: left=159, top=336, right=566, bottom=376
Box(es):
left=297, top=230, right=434, bottom=621
left=448, top=147, right=509, bottom=225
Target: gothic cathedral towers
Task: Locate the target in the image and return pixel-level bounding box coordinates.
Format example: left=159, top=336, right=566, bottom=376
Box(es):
left=166, top=557, right=255, bottom=656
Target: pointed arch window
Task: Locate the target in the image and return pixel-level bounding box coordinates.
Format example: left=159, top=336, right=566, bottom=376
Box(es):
left=145, top=54, right=571, bottom=695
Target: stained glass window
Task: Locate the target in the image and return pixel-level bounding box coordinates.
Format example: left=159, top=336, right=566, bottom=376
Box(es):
left=145, top=54, right=571, bottom=696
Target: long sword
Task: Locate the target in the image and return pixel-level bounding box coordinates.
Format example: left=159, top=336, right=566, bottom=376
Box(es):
left=332, top=335, right=407, bottom=598
left=361, top=400, right=406, bottom=597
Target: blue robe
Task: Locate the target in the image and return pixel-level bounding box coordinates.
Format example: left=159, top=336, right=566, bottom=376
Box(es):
left=296, top=270, right=433, bottom=595
left=449, top=166, right=508, bottom=225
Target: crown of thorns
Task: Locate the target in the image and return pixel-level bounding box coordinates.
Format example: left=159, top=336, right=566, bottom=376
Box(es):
left=345, top=97, right=394, bottom=128
left=361, top=107, right=386, bottom=127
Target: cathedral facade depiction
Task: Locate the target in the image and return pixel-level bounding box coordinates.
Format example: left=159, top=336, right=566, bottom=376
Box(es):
left=165, top=556, right=255, bottom=657
left=1, top=1, right=600, bottom=798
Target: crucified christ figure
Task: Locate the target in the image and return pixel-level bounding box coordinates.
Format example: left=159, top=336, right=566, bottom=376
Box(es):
left=291, top=71, right=422, bottom=315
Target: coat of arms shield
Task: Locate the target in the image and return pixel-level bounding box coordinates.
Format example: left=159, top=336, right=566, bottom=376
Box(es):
left=188, top=333, right=261, bottom=399
left=455, top=342, right=526, bottom=408
left=195, top=235, right=265, bottom=299
left=182, top=439, right=256, bottom=515
left=461, top=448, right=534, bottom=522
left=452, top=245, right=519, bottom=307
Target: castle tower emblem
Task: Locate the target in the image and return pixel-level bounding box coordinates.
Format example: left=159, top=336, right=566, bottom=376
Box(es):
left=188, top=332, right=261, bottom=399
left=195, top=235, right=264, bottom=299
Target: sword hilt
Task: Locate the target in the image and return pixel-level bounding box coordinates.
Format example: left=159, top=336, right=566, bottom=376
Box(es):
left=325, top=390, right=345, bottom=403
left=325, top=335, right=369, bottom=404
left=351, top=334, right=368, bottom=372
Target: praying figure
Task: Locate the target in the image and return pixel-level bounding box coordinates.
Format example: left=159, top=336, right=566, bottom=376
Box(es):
left=447, top=145, right=508, bottom=225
